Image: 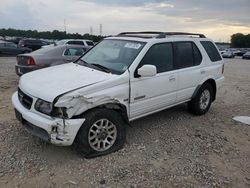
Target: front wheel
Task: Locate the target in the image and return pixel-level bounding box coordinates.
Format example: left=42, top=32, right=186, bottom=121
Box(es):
left=188, top=83, right=213, bottom=115
left=74, top=108, right=126, bottom=158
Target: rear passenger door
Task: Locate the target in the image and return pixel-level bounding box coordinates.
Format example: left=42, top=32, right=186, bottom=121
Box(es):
left=130, top=43, right=178, bottom=119
left=173, top=41, right=203, bottom=102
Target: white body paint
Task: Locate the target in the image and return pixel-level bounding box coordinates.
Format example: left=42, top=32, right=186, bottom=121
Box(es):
left=12, top=36, right=225, bottom=146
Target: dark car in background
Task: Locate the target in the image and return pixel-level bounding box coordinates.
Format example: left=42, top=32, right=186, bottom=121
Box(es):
left=234, top=49, right=248, bottom=56
left=0, top=41, right=32, bottom=56
left=15, top=45, right=89, bottom=76
left=242, top=51, right=250, bottom=59
left=6, top=37, right=23, bottom=45
left=18, top=39, right=45, bottom=51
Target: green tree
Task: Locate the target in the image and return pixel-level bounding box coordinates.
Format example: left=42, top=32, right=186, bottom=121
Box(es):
left=231, top=33, right=250, bottom=48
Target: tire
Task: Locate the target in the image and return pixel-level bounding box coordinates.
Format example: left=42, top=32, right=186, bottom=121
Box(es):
left=74, top=108, right=126, bottom=158
left=188, top=83, right=213, bottom=115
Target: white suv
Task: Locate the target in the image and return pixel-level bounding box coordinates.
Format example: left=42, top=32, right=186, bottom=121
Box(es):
left=12, top=32, right=224, bottom=158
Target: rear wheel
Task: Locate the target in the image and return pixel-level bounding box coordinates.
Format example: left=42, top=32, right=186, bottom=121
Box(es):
left=75, top=108, right=126, bottom=158
left=188, top=83, right=213, bottom=115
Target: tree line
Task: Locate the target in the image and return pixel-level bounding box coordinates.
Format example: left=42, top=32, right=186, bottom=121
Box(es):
left=0, top=28, right=104, bottom=42
left=231, top=33, right=250, bottom=48
left=1, top=28, right=249, bottom=47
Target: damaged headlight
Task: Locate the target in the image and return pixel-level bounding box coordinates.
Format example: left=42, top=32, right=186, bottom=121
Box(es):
left=51, top=107, right=68, bottom=119
left=35, top=99, right=53, bottom=115
left=35, top=99, right=68, bottom=118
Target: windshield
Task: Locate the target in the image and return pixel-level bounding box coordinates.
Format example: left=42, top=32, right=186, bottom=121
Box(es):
left=76, top=39, right=145, bottom=74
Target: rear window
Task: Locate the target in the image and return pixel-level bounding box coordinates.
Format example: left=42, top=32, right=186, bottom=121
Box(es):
left=67, top=41, right=84, bottom=45
left=64, top=48, right=86, bottom=56
left=201, top=41, right=222, bottom=62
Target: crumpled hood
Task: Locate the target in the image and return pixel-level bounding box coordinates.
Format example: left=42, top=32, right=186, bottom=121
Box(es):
left=19, top=63, right=115, bottom=102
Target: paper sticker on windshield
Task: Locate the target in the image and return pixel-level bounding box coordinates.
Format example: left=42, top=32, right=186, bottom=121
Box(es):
left=124, top=43, right=141, bottom=49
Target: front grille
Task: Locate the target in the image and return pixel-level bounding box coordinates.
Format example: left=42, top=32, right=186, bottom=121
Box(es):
left=18, top=88, right=33, bottom=109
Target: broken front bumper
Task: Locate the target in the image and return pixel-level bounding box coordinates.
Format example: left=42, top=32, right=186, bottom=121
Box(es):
left=12, top=92, right=85, bottom=146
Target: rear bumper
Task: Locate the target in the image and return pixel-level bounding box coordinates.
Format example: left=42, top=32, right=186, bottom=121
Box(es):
left=15, top=64, right=39, bottom=76
left=215, top=76, right=224, bottom=89
left=12, top=92, right=85, bottom=146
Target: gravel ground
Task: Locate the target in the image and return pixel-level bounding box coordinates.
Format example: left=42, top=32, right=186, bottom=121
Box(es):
left=0, top=57, right=250, bottom=188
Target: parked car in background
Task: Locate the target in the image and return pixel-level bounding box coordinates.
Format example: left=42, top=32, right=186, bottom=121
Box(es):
left=219, top=49, right=226, bottom=54
left=18, top=39, right=45, bottom=51
left=15, top=45, right=89, bottom=76
left=44, top=39, right=94, bottom=48
left=234, top=49, right=247, bottom=56
left=57, top=39, right=94, bottom=47
left=0, top=41, right=32, bottom=56
left=222, top=51, right=235, bottom=58
left=242, top=51, right=250, bottom=59
left=6, top=37, right=23, bottom=45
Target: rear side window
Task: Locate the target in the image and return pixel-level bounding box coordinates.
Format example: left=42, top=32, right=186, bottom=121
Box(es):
left=173, top=42, right=202, bottom=69
left=139, top=43, right=173, bottom=73
left=200, top=41, right=222, bottom=62
left=193, top=43, right=202, bottom=65
left=64, top=48, right=85, bottom=56
left=86, top=41, right=94, bottom=46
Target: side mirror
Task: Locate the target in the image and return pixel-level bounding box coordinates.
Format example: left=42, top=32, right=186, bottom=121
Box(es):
left=137, top=65, right=157, bottom=77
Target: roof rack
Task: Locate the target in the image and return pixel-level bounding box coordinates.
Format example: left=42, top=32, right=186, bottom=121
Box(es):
left=117, top=31, right=206, bottom=38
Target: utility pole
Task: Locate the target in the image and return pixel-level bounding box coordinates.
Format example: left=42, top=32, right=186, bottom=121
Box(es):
left=90, top=26, right=93, bottom=35
left=64, top=19, right=66, bottom=33
left=99, top=24, right=102, bottom=36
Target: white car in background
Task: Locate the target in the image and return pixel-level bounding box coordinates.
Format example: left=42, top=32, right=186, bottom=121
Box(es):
left=44, top=39, right=94, bottom=48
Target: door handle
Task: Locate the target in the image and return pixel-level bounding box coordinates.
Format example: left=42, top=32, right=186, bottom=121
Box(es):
left=169, top=76, right=176, bottom=82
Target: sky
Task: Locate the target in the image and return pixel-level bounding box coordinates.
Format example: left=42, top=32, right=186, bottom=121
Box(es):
left=0, top=0, right=249, bottom=42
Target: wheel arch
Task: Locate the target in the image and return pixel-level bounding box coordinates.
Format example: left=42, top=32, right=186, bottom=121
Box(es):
left=72, top=102, right=129, bottom=124
left=192, top=79, right=217, bottom=101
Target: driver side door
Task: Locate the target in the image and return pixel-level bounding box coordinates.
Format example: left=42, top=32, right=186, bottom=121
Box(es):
left=129, top=43, right=178, bottom=120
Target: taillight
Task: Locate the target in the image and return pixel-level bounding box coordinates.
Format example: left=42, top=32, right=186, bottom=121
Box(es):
left=222, top=64, right=224, bottom=74
left=27, top=57, right=36, bottom=65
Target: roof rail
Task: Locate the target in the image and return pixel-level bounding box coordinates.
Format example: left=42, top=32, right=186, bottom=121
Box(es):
left=117, top=31, right=206, bottom=38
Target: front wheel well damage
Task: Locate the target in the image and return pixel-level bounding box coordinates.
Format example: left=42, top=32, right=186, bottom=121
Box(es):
left=72, top=103, right=129, bottom=124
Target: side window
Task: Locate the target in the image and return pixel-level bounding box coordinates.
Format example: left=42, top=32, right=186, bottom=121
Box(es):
left=5, top=43, right=16, bottom=48
left=139, top=43, right=173, bottom=73
left=173, top=42, right=202, bottom=69
left=200, top=41, right=222, bottom=62
left=64, top=48, right=85, bottom=56
left=173, top=42, right=193, bottom=69
left=86, top=41, right=94, bottom=46
left=192, top=43, right=202, bottom=65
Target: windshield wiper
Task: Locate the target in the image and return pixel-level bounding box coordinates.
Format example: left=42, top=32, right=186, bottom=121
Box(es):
left=90, top=63, right=111, bottom=73
left=78, top=59, right=88, bottom=65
